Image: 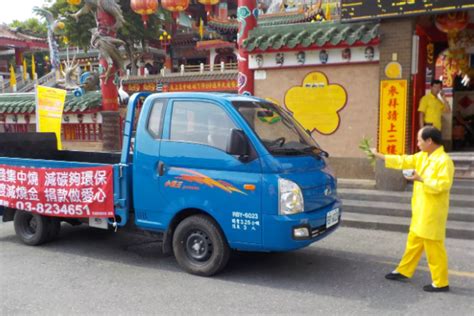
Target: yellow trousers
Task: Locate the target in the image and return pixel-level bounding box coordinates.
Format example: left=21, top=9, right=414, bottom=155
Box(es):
left=396, top=231, right=449, bottom=287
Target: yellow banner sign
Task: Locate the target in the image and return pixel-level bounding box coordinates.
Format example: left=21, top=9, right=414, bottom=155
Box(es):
left=379, top=80, right=407, bottom=155
left=36, top=85, right=67, bottom=149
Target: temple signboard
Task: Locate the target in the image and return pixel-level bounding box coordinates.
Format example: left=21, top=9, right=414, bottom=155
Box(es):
left=341, top=0, right=473, bottom=21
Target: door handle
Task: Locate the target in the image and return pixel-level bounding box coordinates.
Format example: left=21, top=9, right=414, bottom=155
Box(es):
left=157, top=161, right=165, bottom=176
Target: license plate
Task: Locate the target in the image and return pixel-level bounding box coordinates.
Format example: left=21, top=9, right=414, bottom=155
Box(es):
left=326, top=208, right=339, bottom=228
left=89, top=217, right=108, bottom=230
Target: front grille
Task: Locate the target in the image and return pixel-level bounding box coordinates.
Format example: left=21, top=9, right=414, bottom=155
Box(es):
left=311, top=220, right=339, bottom=238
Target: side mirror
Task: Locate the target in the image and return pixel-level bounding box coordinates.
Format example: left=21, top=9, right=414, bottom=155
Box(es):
left=226, top=129, right=250, bottom=157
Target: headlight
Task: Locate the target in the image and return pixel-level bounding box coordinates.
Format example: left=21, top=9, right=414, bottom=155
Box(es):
left=278, top=178, right=304, bottom=215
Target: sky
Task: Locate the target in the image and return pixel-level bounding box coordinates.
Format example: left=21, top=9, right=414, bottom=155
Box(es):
left=0, top=0, right=49, bottom=24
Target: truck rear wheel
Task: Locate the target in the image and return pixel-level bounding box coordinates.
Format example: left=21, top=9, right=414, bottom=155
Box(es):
left=172, top=215, right=230, bottom=276
left=14, top=211, right=50, bottom=246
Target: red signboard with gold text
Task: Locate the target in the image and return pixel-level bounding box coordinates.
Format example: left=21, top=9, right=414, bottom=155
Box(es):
left=0, top=165, right=114, bottom=218
left=123, top=80, right=237, bottom=93
left=379, top=80, right=407, bottom=155
left=169, top=80, right=237, bottom=92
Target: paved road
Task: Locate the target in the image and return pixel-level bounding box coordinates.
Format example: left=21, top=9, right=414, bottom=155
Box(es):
left=1, top=222, right=473, bottom=315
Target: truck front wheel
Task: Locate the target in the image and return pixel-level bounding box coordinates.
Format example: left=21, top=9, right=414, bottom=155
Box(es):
left=14, top=211, right=50, bottom=246
left=172, top=215, right=230, bottom=276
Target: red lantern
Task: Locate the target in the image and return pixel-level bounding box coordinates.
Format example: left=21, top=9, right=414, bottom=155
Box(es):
left=435, top=12, right=470, bottom=87
left=161, top=0, right=190, bottom=19
left=131, top=0, right=159, bottom=27
left=435, top=12, right=469, bottom=34
left=198, top=0, right=219, bottom=15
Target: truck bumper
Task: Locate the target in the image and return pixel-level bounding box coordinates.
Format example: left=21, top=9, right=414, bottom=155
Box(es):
left=261, top=202, right=342, bottom=251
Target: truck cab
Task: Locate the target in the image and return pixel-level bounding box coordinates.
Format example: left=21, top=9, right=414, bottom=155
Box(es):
left=131, top=92, right=341, bottom=275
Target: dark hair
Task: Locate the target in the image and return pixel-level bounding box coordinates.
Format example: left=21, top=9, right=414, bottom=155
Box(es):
left=431, top=79, right=442, bottom=86
left=421, top=126, right=442, bottom=145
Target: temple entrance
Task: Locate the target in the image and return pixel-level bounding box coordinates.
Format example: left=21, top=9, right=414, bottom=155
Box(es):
left=413, top=11, right=474, bottom=153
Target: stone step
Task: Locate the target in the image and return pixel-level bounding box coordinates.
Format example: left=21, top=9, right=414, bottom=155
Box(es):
left=452, top=155, right=474, bottom=179
left=406, top=182, right=473, bottom=195
left=338, top=178, right=473, bottom=195
left=341, top=199, right=474, bottom=222
left=452, top=178, right=474, bottom=186
left=338, top=178, right=375, bottom=190
left=454, top=170, right=474, bottom=179
left=450, top=153, right=474, bottom=161
left=339, top=188, right=474, bottom=208
left=341, top=212, right=474, bottom=240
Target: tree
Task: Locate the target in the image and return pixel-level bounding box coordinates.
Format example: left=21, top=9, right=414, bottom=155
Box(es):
left=47, top=0, right=95, bottom=51
left=9, top=18, right=48, bottom=38
left=47, top=0, right=172, bottom=75
left=118, top=1, right=170, bottom=75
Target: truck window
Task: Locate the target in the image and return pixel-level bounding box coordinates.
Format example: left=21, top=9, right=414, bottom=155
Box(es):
left=232, top=100, right=322, bottom=156
left=170, top=101, right=236, bottom=151
left=148, top=100, right=165, bottom=138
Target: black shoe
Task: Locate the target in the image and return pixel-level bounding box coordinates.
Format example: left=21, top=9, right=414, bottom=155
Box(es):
left=385, top=272, right=409, bottom=281
left=423, top=284, right=450, bottom=292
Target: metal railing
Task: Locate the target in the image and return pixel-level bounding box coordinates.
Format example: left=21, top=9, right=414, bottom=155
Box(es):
left=18, top=71, right=57, bottom=92
left=0, top=73, right=23, bottom=93
left=125, top=62, right=238, bottom=81
left=181, top=62, right=238, bottom=73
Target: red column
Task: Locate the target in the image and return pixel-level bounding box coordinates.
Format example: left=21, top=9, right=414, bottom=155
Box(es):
left=165, top=56, right=172, bottom=70
left=237, top=0, right=257, bottom=95
left=97, top=9, right=119, bottom=111
left=14, top=49, right=24, bottom=67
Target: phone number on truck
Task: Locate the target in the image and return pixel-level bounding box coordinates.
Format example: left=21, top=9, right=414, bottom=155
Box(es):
left=15, top=201, right=92, bottom=217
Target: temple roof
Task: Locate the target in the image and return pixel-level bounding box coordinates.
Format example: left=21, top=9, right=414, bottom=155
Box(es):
left=243, top=21, right=379, bottom=52
left=208, top=7, right=322, bottom=34
left=0, top=24, right=48, bottom=49
left=196, top=40, right=236, bottom=51
left=0, top=91, right=102, bottom=114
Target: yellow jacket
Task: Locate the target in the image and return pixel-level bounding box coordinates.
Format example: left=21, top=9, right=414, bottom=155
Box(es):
left=385, top=147, right=454, bottom=240
left=418, top=93, right=445, bottom=130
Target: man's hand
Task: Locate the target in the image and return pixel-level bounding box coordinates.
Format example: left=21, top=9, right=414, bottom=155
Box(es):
left=439, top=91, right=451, bottom=113
left=370, top=148, right=385, bottom=160
left=404, top=170, right=423, bottom=182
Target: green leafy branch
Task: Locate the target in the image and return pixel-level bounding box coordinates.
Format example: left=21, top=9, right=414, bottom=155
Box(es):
left=359, top=137, right=376, bottom=168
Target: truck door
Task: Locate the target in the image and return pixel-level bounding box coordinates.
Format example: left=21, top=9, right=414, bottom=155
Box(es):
left=158, top=99, right=262, bottom=245
left=133, top=98, right=167, bottom=225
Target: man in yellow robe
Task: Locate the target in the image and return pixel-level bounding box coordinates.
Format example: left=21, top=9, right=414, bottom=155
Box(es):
left=372, top=126, right=454, bottom=292
left=418, top=79, right=451, bottom=131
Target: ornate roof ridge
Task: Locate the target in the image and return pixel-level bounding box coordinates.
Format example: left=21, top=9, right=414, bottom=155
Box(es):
left=0, top=24, right=47, bottom=43
left=243, top=21, right=379, bottom=52
left=208, top=8, right=320, bottom=33
left=196, top=39, right=236, bottom=50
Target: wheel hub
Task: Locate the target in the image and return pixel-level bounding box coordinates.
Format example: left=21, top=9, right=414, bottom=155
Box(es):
left=186, top=231, right=212, bottom=262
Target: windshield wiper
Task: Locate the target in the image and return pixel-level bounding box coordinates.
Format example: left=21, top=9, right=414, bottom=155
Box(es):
left=269, top=147, right=308, bottom=155
left=303, top=146, right=329, bottom=157
left=270, top=146, right=326, bottom=158
left=270, top=147, right=312, bottom=156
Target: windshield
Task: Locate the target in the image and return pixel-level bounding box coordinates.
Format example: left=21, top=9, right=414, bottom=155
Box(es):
left=232, top=100, right=322, bottom=156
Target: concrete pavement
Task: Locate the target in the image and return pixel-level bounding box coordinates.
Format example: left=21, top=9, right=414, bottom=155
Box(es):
left=1, top=222, right=473, bottom=315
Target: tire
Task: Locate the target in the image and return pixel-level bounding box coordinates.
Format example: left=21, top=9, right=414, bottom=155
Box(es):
left=13, top=211, right=50, bottom=246
left=172, top=215, right=230, bottom=276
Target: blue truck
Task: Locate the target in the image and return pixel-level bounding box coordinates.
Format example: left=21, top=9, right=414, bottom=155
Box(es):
left=0, top=92, right=341, bottom=276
